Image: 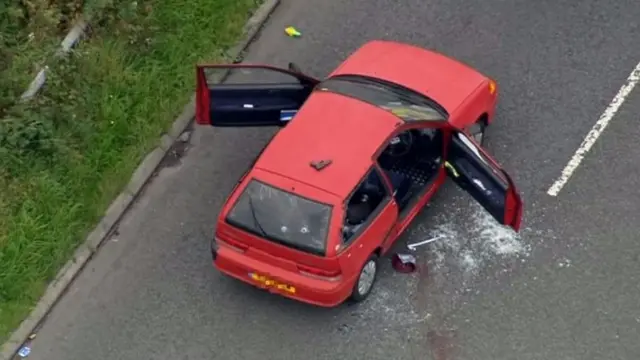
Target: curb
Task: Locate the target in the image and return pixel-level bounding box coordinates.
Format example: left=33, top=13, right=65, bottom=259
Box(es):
left=0, top=0, right=280, bottom=358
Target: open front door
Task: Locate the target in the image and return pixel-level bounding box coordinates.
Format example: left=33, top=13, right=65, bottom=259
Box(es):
left=195, top=64, right=319, bottom=127
left=445, top=131, right=523, bottom=231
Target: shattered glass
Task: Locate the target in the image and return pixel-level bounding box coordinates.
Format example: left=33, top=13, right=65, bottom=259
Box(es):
left=226, top=180, right=333, bottom=255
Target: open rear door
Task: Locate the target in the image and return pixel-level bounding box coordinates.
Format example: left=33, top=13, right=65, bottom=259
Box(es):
left=445, top=131, right=523, bottom=231
left=196, top=64, right=319, bottom=127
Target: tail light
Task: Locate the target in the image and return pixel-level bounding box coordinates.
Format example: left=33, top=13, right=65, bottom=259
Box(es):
left=216, top=237, right=248, bottom=253
left=297, top=264, right=342, bottom=282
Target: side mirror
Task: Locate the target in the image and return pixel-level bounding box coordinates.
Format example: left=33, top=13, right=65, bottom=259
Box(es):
left=288, top=62, right=302, bottom=73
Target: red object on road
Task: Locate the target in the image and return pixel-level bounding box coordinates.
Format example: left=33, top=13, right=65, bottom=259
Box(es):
left=391, top=253, right=417, bottom=273
left=196, top=40, right=523, bottom=308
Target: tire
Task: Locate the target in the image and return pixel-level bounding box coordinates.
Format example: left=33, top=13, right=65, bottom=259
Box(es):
left=349, top=254, right=379, bottom=303
left=467, top=117, right=487, bottom=146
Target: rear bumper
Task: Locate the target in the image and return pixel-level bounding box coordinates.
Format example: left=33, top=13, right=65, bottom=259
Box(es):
left=212, top=245, right=354, bottom=308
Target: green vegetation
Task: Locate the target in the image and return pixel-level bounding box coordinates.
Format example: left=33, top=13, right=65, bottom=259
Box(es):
left=0, top=0, right=260, bottom=342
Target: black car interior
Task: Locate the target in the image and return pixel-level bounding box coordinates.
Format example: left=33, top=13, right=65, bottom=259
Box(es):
left=343, top=169, right=388, bottom=241
left=209, top=85, right=313, bottom=126
left=447, top=132, right=509, bottom=222
left=341, top=128, right=444, bottom=241
left=377, top=128, right=443, bottom=213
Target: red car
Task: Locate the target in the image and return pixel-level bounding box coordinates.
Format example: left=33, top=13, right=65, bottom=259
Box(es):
left=196, top=40, right=523, bottom=307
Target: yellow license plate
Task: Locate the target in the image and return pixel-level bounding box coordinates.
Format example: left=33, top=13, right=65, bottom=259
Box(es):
left=249, top=272, right=296, bottom=294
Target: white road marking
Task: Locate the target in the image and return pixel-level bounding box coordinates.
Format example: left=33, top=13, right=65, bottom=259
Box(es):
left=547, top=61, right=640, bottom=196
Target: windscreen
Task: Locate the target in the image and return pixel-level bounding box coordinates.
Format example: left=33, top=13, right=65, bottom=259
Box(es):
left=225, top=180, right=333, bottom=256
left=318, top=75, right=448, bottom=122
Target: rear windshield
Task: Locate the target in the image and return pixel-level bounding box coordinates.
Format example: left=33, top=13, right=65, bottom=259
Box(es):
left=317, top=75, right=448, bottom=122
left=226, top=180, right=332, bottom=256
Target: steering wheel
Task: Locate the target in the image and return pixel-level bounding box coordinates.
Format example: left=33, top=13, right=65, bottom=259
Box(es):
left=385, top=131, right=414, bottom=157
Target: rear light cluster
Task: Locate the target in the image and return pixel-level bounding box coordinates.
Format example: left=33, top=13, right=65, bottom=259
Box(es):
left=216, top=237, right=248, bottom=253
left=296, top=263, right=342, bottom=282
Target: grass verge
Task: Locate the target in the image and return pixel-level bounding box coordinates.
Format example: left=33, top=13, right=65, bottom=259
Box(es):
left=0, top=0, right=261, bottom=342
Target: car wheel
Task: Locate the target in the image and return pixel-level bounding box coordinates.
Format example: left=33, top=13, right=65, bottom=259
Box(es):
left=467, top=118, right=487, bottom=146
left=349, top=254, right=379, bottom=303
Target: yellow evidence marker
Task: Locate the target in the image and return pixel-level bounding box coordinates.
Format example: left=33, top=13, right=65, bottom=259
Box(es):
left=285, top=26, right=301, bottom=37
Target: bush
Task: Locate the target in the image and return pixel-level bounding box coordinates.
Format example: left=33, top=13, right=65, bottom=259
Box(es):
left=0, top=0, right=147, bottom=175
left=0, top=0, right=259, bottom=341
left=0, top=0, right=84, bottom=146
left=0, top=111, right=55, bottom=155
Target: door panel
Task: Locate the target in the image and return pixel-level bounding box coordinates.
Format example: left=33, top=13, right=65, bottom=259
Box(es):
left=195, top=64, right=319, bottom=127
left=337, top=168, right=398, bottom=275
left=338, top=199, right=398, bottom=276
left=446, top=131, right=523, bottom=231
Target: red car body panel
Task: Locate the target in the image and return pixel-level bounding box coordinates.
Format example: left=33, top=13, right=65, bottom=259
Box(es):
left=197, top=40, right=521, bottom=308
left=254, top=90, right=401, bottom=198
left=214, top=245, right=355, bottom=307
left=330, top=40, right=492, bottom=125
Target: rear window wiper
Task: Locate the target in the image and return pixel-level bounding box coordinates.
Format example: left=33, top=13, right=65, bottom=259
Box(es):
left=248, top=196, right=269, bottom=238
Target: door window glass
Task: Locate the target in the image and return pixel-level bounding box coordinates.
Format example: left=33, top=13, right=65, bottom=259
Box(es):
left=202, top=66, right=302, bottom=86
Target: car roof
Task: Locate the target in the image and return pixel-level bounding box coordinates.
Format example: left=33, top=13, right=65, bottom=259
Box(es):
left=252, top=90, right=402, bottom=199
left=329, top=40, right=487, bottom=114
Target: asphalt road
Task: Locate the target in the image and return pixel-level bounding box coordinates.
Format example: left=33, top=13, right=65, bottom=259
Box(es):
left=21, top=1, right=640, bottom=359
